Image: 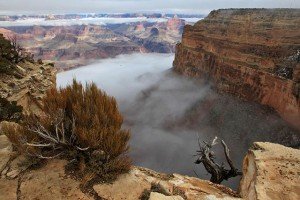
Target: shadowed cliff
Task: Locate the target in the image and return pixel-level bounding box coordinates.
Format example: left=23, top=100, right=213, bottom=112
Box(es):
left=173, top=8, right=300, bottom=129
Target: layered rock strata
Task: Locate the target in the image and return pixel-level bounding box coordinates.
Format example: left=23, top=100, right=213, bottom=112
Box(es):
left=0, top=17, right=185, bottom=70
left=173, top=9, right=300, bottom=128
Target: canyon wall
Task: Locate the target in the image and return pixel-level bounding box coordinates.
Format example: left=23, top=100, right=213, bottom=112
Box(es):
left=173, top=9, right=300, bottom=129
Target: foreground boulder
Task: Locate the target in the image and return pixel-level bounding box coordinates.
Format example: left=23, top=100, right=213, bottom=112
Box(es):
left=239, top=142, right=300, bottom=200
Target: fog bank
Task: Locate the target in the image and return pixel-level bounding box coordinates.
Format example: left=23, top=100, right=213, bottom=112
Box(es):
left=57, top=53, right=300, bottom=189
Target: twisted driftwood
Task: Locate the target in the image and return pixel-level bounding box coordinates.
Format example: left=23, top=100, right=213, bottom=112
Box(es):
left=194, top=136, right=242, bottom=184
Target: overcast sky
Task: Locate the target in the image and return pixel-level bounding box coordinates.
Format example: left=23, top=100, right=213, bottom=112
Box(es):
left=0, top=0, right=299, bottom=15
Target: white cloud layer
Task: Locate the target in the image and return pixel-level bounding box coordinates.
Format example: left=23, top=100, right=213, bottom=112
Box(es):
left=0, top=17, right=169, bottom=27
left=0, top=0, right=299, bottom=15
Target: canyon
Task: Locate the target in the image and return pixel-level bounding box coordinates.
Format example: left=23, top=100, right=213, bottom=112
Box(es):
left=0, top=8, right=300, bottom=200
left=56, top=53, right=299, bottom=183
left=0, top=16, right=187, bottom=70
left=173, top=9, right=300, bottom=129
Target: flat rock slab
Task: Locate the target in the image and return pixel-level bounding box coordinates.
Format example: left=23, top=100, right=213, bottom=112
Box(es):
left=6, top=155, right=31, bottom=179
left=93, top=166, right=239, bottom=200
left=0, top=179, right=18, bottom=200
left=19, top=159, right=92, bottom=200
left=149, top=192, right=184, bottom=200
left=169, top=174, right=240, bottom=200
left=93, top=168, right=152, bottom=200
left=0, top=135, right=13, bottom=173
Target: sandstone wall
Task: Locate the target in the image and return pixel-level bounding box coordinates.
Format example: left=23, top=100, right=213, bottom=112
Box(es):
left=173, top=9, right=300, bottom=128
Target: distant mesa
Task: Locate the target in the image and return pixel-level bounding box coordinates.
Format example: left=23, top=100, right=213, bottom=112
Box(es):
left=167, top=15, right=185, bottom=32
left=134, top=23, right=145, bottom=32
left=150, top=27, right=159, bottom=36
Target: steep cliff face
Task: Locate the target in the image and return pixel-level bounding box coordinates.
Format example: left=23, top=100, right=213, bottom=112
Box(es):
left=173, top=9, right=300, bottom=128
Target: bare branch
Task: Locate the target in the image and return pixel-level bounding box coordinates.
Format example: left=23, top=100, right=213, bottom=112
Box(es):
left=194, top=137, right=242, bottom=184
left=25, top=142, right=52, bottom=147
left=211, top=136, right=218, bottom=146
left=33, top=152, right=63, bottom=159
left=221, top=140, right=235, bottom=170
left=61, top=121, right=65, bottom=143
left=28, top=127, right=58, bottom=144
left=76, top=146, right=90, bottom=151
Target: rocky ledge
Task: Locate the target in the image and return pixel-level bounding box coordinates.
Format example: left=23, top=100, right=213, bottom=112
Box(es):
left=0, top=132, right=299, bottom=200
left=240, top=142, right=300, bottom=200
left=0, top=61, right=56, bottom=113
left=173, top=9, right=300, bottom=129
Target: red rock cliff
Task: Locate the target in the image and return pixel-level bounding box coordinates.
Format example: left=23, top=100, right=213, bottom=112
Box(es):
left=173, top=9, right=300, bottom=129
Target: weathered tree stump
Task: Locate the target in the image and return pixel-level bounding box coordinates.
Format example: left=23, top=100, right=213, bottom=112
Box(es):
left=194, top=137, right=242, bottom=184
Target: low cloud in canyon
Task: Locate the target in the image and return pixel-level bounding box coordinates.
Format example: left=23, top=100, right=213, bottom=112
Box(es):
left=57, top=53, right=300, bottom=188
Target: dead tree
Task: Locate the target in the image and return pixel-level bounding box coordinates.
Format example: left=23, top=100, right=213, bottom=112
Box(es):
left=194, top=137, right=242, bottom=184
left=8, top=35, right=24, bottom=63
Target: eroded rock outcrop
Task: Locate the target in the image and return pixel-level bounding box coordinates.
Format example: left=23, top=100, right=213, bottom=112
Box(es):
left=0, top=61, right=56, bottom=113
left=239, top=142, right=300, bottom=200
left=173, top=9, right=300, bottom=129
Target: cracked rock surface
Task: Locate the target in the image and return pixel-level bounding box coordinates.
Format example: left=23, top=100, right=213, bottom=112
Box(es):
left=239, top=142, right=300, bottom=200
